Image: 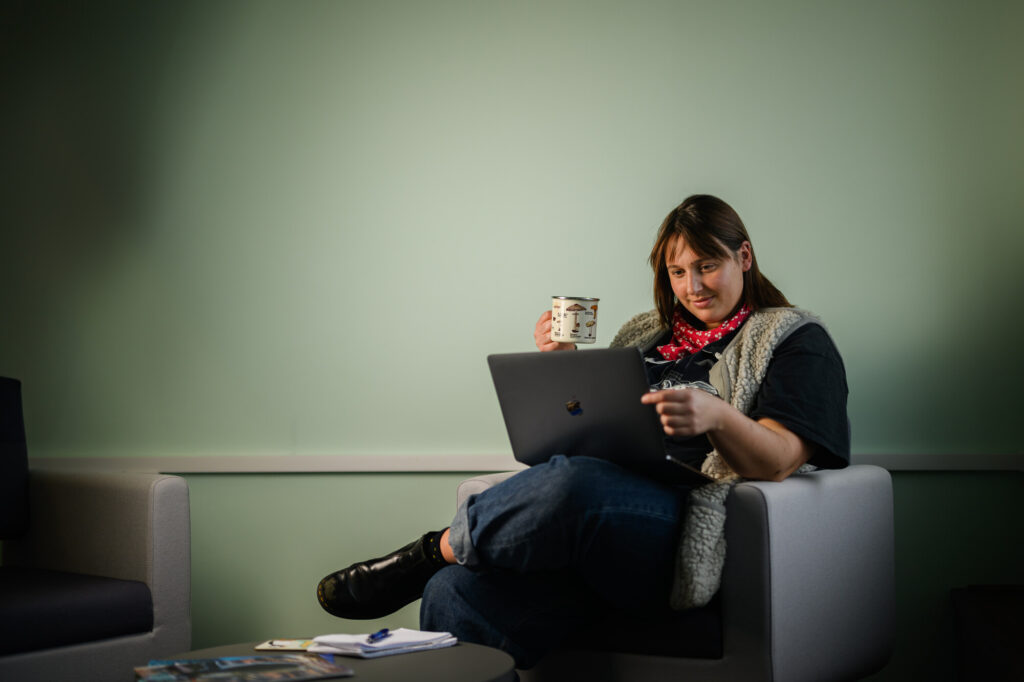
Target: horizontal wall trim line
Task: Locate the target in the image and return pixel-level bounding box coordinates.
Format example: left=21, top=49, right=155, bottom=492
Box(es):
left=27, top=453, right=1024, bottom=474
left=28, top=454, right=528, bottom=474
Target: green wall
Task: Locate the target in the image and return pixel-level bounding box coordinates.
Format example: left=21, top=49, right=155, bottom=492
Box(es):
left=182, top=472, right=469, bottom=647
left=3, top=0, right=1023, bottom=459
left=868, top=472, right=1022, bottom=681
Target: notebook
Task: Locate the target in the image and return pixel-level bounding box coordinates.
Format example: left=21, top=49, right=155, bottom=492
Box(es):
left=487, top=348, right=713, bottom=485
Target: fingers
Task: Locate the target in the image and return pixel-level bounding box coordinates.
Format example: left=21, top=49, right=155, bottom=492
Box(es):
left=642, top=390, right=696, bottom=419
left=534, top=311, right=554, bottom=350
left=641, top=389, right=710, bottom=437
left=534, top=311, right=552, bottom=342
left=641, top=389, right=693, bottom=406
left=639, top=390, right=665, bottom=405
left=534, top=310, right=575, bottom=352
left=537, top=339, right=566, bottom=352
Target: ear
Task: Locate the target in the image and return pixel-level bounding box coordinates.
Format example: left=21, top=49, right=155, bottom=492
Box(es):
left=738, top=241, right=753, bottom=272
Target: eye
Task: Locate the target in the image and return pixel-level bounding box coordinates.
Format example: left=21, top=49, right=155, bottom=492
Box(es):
left=700, top=262, right=718, bottom=273
left=668, top=268, right=685, bottom=278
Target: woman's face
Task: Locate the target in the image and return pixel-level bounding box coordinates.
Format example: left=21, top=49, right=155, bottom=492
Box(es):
left=665, top=235, right=752, bottom=329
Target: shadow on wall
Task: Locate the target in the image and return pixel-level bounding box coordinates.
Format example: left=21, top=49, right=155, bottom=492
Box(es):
left=0, top=1, right=199, bottom=298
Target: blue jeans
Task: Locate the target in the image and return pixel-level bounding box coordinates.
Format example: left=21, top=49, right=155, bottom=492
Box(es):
left=420, top=456, right=690, bottom=668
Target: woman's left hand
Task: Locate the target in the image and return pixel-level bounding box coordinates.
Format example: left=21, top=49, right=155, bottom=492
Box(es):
left=640, top=388, right=724, bottom=438
left=642, top=387, right=814, bottom=481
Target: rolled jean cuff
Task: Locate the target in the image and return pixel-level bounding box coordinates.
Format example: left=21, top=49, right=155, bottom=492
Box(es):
left=448, top=498, right=482, bottom=569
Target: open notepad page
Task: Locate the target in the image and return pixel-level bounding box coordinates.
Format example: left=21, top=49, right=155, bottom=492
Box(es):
left=310, top=628, right=457, bottom=658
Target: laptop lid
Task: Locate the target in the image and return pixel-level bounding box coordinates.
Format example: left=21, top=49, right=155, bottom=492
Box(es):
left=487, top=348, right=711, bottom=485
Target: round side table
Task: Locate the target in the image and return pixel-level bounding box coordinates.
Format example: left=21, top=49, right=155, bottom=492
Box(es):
left=156, top=640, right=516, bottom=682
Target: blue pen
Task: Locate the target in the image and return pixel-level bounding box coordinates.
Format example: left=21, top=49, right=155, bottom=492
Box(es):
left=366, top=628, right=391, bottom=644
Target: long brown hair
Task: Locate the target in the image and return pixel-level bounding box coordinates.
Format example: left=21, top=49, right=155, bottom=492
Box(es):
left=649, top=194, right=790, bottom=328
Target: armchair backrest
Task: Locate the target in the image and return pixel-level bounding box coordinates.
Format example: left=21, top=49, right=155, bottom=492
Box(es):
left=0, top=377, right=29, bottom=540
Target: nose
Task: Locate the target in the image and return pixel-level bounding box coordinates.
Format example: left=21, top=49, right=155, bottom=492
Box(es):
left=687, top=271, right=704, bottom=296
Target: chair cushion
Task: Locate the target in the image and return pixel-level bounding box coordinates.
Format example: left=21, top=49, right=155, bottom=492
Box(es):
left=564, top=594, right=722, bottom=658
left=0, top=566, right=154, bottom=656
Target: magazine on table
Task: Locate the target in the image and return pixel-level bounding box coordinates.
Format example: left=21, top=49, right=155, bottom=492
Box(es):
left=134, top=653, right=353, bottom=681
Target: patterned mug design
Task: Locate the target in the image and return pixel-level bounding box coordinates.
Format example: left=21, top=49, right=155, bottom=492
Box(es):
left=551, top=297, right=599, bottom=344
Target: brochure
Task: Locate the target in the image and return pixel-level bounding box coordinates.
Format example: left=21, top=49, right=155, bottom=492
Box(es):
left=134, top=653, right=354, bottom=681
left=254, top=639, right=316, bottom=652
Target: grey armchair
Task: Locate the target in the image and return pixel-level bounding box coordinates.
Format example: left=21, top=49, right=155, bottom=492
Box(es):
left=0, top=378, right=191, bottom=682
left=457, top=464, right=894, bottom=682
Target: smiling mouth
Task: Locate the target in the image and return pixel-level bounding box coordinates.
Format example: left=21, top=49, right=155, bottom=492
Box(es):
left=691, top=296, right=714, bottom=308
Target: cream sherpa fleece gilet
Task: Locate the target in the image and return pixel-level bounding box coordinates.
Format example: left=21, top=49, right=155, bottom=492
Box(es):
left=610, top=307, right=823, bottom=608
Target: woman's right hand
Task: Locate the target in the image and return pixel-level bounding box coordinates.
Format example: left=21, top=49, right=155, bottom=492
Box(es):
left=534, top=311, right=577, bottom=352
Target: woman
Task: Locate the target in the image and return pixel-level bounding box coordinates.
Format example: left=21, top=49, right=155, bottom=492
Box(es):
left=316, top=194, right=849, bottom=669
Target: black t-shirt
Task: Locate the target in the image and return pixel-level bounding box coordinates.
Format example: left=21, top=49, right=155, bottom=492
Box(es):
left=644, top=322, right=850, bottom=471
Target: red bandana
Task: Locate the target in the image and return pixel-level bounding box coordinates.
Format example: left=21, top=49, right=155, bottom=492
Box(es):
left=657, top=305, right=752, bottom=361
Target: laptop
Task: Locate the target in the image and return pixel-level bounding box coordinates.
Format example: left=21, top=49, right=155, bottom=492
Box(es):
left=487, top=348, right=713, bottom=485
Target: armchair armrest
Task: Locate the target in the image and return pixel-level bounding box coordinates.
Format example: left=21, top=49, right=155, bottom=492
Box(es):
left=456, top=471, right=518, bottom=507
left=2, top=470, right=192, bottom=652
left=722, top=466, right=895, bottom=681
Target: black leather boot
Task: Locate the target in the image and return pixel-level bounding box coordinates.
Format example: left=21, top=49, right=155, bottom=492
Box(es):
left=317, top=533, right=445, bottom=619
